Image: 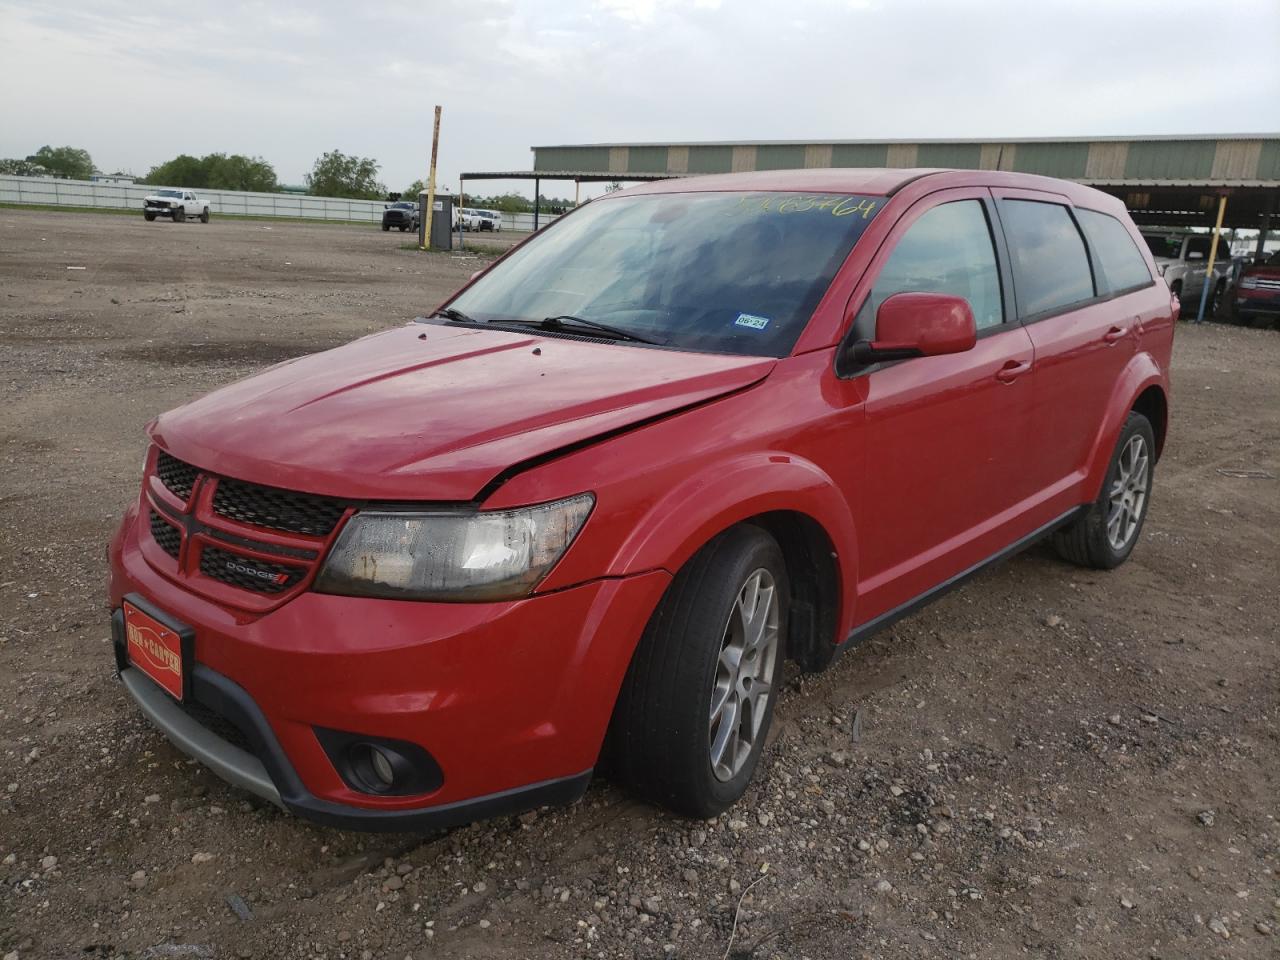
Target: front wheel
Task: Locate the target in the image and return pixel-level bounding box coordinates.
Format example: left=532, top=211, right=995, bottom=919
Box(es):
left=607, top=525, right=788, bottom=818
left=1054, top=412, right=1155, bottom=569
left=144, top=212, right=155, bottom=222
left=172, top=206, right=184, bottom=223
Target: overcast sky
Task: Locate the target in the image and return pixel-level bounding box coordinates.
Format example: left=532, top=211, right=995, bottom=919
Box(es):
left=2, top=0, right=1277, bottom=199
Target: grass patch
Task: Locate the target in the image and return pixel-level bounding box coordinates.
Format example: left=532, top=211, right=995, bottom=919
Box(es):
left=0, top=202, right=381, bottom=228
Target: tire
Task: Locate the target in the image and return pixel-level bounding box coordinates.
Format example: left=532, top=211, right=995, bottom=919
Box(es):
left=382, top=224, right=390, bottom=231
left=1053, top=412, right=1155, bottom=570
left=1169, top=280, right=1182, bottom=306
left=173, top=206, right=184, bottom=223
left=200, top=208, right=209, bottom=223
left=144, top=213, right=155, bottom=222
left=608, top=524, right=789, bottom=818
left=399, top=225, right=407, bottom=232
left=1207, top=280, right=1225, bottom=318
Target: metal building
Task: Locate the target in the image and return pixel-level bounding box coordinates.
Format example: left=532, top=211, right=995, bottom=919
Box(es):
left=524, top=134, right=1279, bottom=241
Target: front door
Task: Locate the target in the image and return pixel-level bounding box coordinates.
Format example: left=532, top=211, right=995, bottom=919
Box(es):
left=845, top=189, right=1037, bottom=624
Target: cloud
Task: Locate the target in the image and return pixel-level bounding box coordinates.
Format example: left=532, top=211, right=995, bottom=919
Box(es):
left=0, top=0, right=1276, bottom=195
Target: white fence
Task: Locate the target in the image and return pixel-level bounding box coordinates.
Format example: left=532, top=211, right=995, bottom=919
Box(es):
left=1, top=175, right=392, bottom=223
left=0, top=174, right=562, bottom=232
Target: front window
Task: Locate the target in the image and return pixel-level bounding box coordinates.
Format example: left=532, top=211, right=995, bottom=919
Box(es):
left=444, top=191, right=885, bottom=357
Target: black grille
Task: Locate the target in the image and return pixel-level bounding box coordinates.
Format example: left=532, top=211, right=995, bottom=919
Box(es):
left=156, top=451, right=197, bottom=501
left=149, top=199, right=171, bottom=209
left=149, top=510, right=182, bottom=558
left=212, top=477, right=347, bottom=537
left=199, top=545, right=306, bottom=594
left=177, top=700, right=255, bottom=755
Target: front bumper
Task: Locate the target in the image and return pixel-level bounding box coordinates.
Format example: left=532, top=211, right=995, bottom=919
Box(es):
left=1234, top=294, right=1280, bottom=317
left=109, top=504, right=670, bottom=830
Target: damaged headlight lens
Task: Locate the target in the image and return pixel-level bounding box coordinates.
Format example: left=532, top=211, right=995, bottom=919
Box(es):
left=315, top=493, right=594, bottom=601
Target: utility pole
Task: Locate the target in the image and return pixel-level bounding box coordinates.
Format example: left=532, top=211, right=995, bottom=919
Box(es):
left=420, top=105, right=442, bottom=251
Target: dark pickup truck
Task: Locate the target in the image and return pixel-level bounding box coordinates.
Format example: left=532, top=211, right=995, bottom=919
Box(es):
left=382, top=202, right=420, bottom=232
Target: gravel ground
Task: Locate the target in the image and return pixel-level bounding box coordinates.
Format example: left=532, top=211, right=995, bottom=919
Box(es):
left=1, top=209, right=1277, bottom=960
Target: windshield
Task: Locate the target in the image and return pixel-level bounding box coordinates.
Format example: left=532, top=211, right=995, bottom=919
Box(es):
left=1142, top=234, right=1181, bottom=259
left=445, top=191, right=884, bottom=356
left=157, top=189, right=183, bottom=198
left=392, top=202, right=415, bottom=209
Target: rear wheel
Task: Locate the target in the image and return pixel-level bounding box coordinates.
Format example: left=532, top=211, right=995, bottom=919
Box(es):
left=200, top=208, right=209, bottom=223
left=1054, top=412, right=1155, bottom=569
left=608, top=525, right=788, bottom=818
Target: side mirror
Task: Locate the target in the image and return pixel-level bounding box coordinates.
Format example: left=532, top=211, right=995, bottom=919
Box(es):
left=849, top=292, right=977, bottom=365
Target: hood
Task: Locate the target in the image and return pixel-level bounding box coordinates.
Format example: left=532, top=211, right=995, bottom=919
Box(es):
left=152, top=323, right=775, bottom=501
left=1243, top=262, right=1280, bottom=278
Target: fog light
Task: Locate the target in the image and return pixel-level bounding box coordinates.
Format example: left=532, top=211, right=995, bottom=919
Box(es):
left=314, top=727, right=444, bottom=797
left=369, top=746, right=396, bottom=787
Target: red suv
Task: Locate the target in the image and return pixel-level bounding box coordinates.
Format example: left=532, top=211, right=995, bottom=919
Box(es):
left=109, top=168, right=1174, bottom=830
left=1231, top=250, right=1280, bottom=327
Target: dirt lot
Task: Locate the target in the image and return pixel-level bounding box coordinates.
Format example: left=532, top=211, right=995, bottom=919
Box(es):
left=1, top=208, right=1277, bottom=960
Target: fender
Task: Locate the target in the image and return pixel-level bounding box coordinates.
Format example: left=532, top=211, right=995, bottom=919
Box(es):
left=1081, top=352, right=1166, bottom=501
left=607, top=452, right=860, bottom=636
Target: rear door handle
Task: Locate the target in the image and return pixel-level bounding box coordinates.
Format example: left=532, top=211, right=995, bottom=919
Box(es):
left=995, top=360, right=1029, bottom=383
left=1102, top=325, right=1127, bottom=344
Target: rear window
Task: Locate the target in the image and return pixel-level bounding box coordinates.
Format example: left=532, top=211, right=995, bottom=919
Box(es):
left=1076, top=209, right=1152, bottom=294
left=1000, top=200, right=1095, bottom=317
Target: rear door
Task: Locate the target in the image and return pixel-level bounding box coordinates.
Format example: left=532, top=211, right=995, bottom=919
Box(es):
left=846, top=188, right=1037, bottom=622
left=992, top=191, right=1155, bottom=521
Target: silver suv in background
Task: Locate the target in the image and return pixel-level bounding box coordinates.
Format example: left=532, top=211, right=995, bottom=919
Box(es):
left=1142, top=230, right=1232, bottom=312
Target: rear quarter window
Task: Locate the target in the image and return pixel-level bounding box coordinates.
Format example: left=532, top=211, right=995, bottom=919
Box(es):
left=1076, top=209, right=1153, bottom=295
left=1000, top=199, right=1095, bottom=318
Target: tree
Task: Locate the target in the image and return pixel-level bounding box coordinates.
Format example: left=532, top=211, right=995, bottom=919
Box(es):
left=0, top=158, right=48, bottom=176
left=141, top=153, right=278, bottom=192
left=24, top=145, right=94, bottom=180
left=305, top=150, right=385, bottom=200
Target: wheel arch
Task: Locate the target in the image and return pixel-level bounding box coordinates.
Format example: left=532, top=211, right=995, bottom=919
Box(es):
left=1083, top=355, right=1168, bottom=500
left=600, top=453, right=857, bottom=670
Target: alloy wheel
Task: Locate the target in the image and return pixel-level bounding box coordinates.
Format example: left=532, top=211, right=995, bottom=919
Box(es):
left=709, top=568, right=780, bottom=782
left=1107, top=434, right=1149, bottom=550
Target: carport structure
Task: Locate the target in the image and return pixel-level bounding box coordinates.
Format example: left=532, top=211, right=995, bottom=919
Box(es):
left=517, top=134, right=1279, bottom=253
left=456, top=170, right=674, bottom=231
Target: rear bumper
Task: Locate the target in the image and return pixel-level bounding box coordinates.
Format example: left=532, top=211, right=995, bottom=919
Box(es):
left=108, top=504, right=670, bottom=829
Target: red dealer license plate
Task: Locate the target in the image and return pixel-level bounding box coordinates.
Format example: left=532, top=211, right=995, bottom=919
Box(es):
left=124, top=601, right=189, bottom=701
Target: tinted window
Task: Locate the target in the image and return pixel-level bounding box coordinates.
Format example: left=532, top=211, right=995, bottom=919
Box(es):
left=1076, top=209, right=1152, bottom=294
left=1001, top=200, right=1095, bottom=317
left=1142, top=234, right=1180, bottom=259
left=863, top=199, right=1003, bottom=330
left=448, top=192, right=885, bottom=357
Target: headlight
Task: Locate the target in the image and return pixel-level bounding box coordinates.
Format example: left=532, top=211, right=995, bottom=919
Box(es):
left=314, top=493, right=594, bottom=601
left=1239, top=276, right=1258, bottom=289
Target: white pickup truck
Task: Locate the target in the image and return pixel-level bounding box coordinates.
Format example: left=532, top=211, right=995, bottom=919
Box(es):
left=143, top=189, right=211, bottom=224
left=1141, top=230, right=1232, bottom=312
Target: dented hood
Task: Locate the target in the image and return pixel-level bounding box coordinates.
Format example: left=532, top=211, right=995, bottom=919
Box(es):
left=152, top=323, right=774, bottom=501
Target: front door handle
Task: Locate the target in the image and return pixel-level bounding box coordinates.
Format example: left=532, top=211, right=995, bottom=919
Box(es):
left=1103, top=325, right=1127, bottom=344
left=995, top=359, right=1029, bottom=383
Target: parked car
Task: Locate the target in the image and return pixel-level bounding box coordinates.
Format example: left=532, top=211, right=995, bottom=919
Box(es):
left=143, top=189, right=210, bottom=224
left=1141, top=230, right=1231, bottom=312
left=381, top=201, right=419, bottom=233
left=1230, top=249, right=1280, bottom=327
left=109, top=168, right=1173, bottom=831
left=459, top=207, right=500, bottom=231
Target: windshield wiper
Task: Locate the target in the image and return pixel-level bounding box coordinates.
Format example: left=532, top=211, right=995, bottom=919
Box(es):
left=433, top=306, right=477, bottom=324
left=534, top=315, right=660, bottom=345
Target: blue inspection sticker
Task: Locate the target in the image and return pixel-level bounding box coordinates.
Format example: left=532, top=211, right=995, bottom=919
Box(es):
left=734, top=313, right=770, bottom=331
